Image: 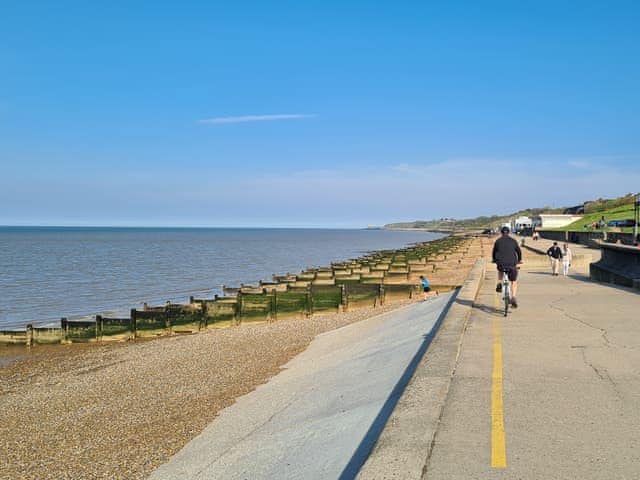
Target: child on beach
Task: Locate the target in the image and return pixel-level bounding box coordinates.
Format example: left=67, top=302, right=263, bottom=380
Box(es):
left=419, top=275, right=439, bottom=301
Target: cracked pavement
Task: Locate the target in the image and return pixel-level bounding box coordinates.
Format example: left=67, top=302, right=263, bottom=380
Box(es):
left=424, top=241, right=640, bottom=479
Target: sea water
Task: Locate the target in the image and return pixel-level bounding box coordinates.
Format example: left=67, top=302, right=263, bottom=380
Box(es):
left=0, top=227, right=444, bottom=328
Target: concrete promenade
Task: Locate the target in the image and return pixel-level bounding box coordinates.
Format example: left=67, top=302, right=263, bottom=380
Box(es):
left=149, top=237, right=640, bottom=479
left=149, top=291, right=459, bottom=480
left=363, top=238, right=640, bottom=479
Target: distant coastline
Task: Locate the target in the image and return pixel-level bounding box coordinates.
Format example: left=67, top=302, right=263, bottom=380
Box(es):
left=382, top=226, right=455, bottom=233
left=365, top=225, right=454, bottom=233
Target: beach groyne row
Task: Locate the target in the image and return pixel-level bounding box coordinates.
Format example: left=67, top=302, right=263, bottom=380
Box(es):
left=1, top=235, right=483, bottom=346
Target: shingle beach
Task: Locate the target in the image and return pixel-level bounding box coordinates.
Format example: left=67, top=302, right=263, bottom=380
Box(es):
left=1, top=300, right=419, bottom=480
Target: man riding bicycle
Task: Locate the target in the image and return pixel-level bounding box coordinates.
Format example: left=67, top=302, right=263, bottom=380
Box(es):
left=492, top=226, right=523, bottom=308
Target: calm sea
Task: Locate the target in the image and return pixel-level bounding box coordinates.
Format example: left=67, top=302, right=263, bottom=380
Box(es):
left=0, top=227, right=444, bottom=329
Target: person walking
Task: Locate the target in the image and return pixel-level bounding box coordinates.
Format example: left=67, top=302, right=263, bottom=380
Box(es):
left=492, top=226, right=523, bottom=308
left=547, top=242, right=563, bottom=276
left=562, top=242, right=573, bottom=276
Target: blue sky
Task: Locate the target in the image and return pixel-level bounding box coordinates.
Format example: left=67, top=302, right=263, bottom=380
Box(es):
left=1, top=1, right=639, bottom=227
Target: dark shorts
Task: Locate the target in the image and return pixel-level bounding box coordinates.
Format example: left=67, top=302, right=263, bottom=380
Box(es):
left=423, top=287, right=431, bottom=292
left=497, top=264, right=518, bottom=281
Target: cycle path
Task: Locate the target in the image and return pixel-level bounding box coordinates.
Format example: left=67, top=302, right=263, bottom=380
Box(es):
left=420, top=246, right=640, bottom=478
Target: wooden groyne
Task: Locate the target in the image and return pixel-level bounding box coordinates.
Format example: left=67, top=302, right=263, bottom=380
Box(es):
left=0, top=235, right=486, bottom=347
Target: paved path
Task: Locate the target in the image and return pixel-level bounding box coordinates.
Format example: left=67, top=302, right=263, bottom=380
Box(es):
left=149, top=237, right=640, bottom=479
left=421, top=245, right=640, bottom=479
left=519, top=235, right=601, bottom=265
left=149, top=292, right=456, bottom=480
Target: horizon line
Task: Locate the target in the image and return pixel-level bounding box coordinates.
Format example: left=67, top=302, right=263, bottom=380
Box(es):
left=0, top=224, right=379, bottom=230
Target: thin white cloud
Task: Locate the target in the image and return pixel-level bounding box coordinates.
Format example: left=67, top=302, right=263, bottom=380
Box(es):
left=567, top=161, right=587, bottom=169
left=5, top=155, right=636, bottom=227
left=199, top=114, right=317, bottom=124
left=391, top=163, right=411, bottom=173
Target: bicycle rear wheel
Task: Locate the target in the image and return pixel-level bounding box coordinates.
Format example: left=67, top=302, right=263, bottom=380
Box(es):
left=503, top=283, right=510, bottom=316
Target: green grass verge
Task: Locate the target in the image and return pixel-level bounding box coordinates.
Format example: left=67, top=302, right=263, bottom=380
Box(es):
left=546, top=204, right=637, bottom=233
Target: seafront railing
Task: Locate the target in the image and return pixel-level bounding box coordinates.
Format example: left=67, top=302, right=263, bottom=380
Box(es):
left=1, top=235, right=483, bottom=347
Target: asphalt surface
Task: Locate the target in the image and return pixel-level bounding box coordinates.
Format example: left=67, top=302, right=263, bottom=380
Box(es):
left=422, top=245, right=640, bottom=479
left=149, top=292, right=456, bottom=480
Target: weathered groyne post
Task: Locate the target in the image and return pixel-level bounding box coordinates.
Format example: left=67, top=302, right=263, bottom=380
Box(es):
left=26, top=324, right=33, bottom=347
left=131, top=308, right=138, bottom=338
left=61, top=317, right=69, bottom=343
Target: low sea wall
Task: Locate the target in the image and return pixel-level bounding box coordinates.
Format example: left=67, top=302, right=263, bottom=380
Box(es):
left=1, top=235, right=484, bottom=347
left=590, top=243, right=640, bottom=290
left=538, top=230, right=638, bottom=247
left=521, top=244, right=592, bottom=268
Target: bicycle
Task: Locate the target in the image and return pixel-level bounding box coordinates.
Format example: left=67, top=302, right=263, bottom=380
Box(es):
left=500, top=267, right=511, bottom=317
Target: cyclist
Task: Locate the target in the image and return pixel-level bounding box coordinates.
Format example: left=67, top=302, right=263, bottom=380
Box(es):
left=492, top=226, right=523, bottom=308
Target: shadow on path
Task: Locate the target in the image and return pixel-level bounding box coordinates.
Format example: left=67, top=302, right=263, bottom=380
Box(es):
left=569, top=274, right=640, bottom=293
left=472, top=302, right=502, bottom=316
left=455, top=298, right=474, bottom=308
left=337, top=290, right=460, bottom=480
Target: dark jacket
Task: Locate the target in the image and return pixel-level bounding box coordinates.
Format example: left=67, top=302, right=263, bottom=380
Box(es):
left=492, top=236, right=522, bottom=266
left=547, top=246, right=563, bottom=259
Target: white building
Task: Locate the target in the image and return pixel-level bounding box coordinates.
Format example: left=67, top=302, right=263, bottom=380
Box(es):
left=514, top=216, right=533, bottom=231
left=533, top=214, right=583, bottom=229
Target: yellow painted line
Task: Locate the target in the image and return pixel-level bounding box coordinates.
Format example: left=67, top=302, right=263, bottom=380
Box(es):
left=492, top=293, right=507, bottom=468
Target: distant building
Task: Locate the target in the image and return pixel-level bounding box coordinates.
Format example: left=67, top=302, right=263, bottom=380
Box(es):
left=514, top=216, right=532, bottom=232
left=532, top=216, right=542, bottom=228
left=532, top=214, right=583, bottom=229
